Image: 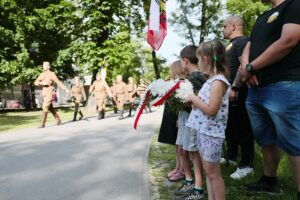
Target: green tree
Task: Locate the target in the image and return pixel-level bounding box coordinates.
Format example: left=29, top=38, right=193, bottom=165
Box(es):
left=138, top=47, right=168, bottom=82
left=226, top=0, right=269, bottom=35
left=170, top=0, right=223, bottom=44
left=0, top=0, right=77, bottom=91
left=0, top=0, right=167, bottom=100
left=69, top=0, right=147, bottom=83
left=0, top=0, right=148, bottom=88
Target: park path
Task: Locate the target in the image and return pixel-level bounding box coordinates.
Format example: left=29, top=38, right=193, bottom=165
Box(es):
left=0, top=107, right=163, bottom=200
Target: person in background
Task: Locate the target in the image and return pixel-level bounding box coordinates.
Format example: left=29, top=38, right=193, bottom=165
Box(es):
left=115, top=75, right=128, bottom=120
left=70, top=76, right=86, bottom=121
left=127, top=77, right=137, bottom=117
left=89, top=73, right=112, bottom=120
left=34, top=61, right=69, bottom=128
left=222, top=15, right=254, bottom=179
left=110, top=80, right=118, bottom=114
left=24, top=91, right=31, bottom=111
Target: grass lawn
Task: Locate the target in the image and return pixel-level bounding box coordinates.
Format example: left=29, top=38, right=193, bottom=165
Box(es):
left=0, top=107, right=98, bottom=133
left=149, top=132, right=296, bottom=200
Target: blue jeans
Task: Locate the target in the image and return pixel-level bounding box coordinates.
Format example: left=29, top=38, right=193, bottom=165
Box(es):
left=246, top=81, right=300, bottom=156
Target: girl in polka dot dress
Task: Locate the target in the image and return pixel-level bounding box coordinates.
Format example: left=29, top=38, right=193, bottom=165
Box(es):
left=186, top=40, right=231, bottom=200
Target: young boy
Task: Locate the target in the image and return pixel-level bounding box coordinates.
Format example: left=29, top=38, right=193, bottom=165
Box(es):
left=174, top=45, right=207, bottom=200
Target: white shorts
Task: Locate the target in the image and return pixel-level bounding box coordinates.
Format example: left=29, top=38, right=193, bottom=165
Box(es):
left=175, top=111, right=184, bottom=146
left=176, top=111, right=198, bottom=152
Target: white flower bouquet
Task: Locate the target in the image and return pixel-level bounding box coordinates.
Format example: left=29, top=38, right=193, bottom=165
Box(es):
left=133, top=79, right=194, bottom=129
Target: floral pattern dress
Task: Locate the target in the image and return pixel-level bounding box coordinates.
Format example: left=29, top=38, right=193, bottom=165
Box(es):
left=186, top=74, right=230, bottom=162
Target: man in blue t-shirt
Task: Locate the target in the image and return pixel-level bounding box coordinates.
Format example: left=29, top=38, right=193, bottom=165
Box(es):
left=234, top=0, right=300, bottom=198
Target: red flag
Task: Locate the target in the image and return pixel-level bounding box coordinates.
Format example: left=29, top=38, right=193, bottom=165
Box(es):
left=147, top=0, right=167, bottom=51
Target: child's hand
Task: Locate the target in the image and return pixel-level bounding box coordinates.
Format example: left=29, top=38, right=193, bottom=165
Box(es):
left=185, top=94, right=195, bottom=103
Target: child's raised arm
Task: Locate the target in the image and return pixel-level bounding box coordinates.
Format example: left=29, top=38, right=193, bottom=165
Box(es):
left=186, top=80, right=227, bottom=116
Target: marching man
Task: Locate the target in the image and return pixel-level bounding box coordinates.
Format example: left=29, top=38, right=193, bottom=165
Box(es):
left=89, top=72, right=112, bottom=120
left=115, top=75, right=128, bottom=119
left=70, top=76, right=86, bottom=121
left=34, top=61, right=69, bottom=128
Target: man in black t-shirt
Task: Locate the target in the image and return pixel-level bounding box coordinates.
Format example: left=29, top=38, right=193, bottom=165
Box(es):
left=222, top=16, right=254, bottom=180
left=233, top=0, right=300, bottom=198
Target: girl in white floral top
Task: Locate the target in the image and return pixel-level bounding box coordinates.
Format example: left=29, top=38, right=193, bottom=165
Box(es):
left=185, top=40, right=230, bottom=200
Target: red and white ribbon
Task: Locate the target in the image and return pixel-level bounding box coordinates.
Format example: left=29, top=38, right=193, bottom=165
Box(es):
left=151, top=80, right=181, bottom=107
left=133, top=90, right=151, bottom=130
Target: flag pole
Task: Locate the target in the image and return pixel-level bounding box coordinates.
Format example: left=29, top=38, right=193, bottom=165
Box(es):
left=151, top=50, right=161, bottom=79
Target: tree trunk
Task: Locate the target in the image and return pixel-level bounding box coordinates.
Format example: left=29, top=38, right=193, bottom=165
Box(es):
left=199, top=0, right=207, bottom=44
left=152, top=50, right=160, bottom=79
left=183, top=5, right=195, bottom=45
left=10, top=87, right=15, bottom=100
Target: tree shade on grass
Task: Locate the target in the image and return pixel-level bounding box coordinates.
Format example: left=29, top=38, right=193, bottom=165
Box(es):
left=0, top=108, right=74, bottom=133
left=0, top=103, right=136, bottom=133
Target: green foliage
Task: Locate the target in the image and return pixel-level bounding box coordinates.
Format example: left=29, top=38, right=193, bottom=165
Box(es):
left=0, top=0, right=77, bottom=89
left=0, top=0, right=168, bottom=91
left=170, top=0, right=223, bottom=44
left=68, top=0, right=149, bottom=84
left=226, top=0, right=269, bottom=36
left=137, top=47, right=169, bottom=83
left=103, top=32, right=142, bottom=84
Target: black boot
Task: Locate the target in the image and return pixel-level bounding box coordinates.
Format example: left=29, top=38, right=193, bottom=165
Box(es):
left=73, top=111, right=77, bottom=121
left=128, top=107, right=132, bottom=117
left=101, top=110, right=105, bottom=119
left=114, top=107, right=118, bottom=114
left=119, top=110, right=123, bottom=120
left=148, top=104, right=152, bottom=113
left=98, top=111, right=102, bottom=120
left=78, top=111, right=83, bottom=120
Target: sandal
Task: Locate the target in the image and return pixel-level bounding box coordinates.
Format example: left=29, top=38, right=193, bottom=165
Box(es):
left=168, top=171, right=185, bottom=182
left=167, top=169, right=178, bottom=178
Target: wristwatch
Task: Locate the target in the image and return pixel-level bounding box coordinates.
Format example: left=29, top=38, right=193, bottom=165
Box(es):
left=245, top=63, right=256, bottom=74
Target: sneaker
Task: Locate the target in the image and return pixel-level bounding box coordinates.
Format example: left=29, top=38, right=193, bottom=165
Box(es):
left=181, top=189, right=205, bottom=200
left=220, top=157, right=237, bottom=166
left=245, top=177, right=283, bottom=195
left=174, top=181, right=194, bottom=196
left=230, top=167, right=254, bottom=179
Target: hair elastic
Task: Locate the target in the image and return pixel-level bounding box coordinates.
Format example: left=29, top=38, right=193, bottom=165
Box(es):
left=213, top=55, right=218, bottom=62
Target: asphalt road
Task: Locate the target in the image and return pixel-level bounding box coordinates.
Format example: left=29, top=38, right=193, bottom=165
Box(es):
left=0, top=108, right=163, bottom=200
